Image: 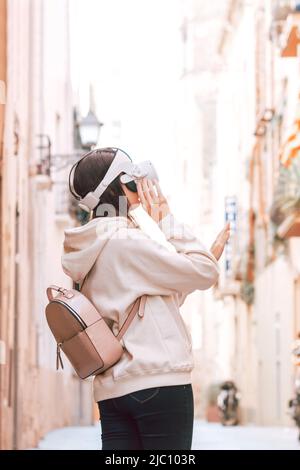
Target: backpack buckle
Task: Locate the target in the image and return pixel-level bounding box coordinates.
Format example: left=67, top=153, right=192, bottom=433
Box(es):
left=60, top=288, right=74, bottom=299
left=47, top=285, right=74, bottom=301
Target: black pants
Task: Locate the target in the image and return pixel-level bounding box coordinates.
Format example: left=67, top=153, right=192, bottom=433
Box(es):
left=98, top=383, right=194, bottom=450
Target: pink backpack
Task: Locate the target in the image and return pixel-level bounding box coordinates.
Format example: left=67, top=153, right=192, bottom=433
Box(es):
left=45, top=285, right=145, bottom=379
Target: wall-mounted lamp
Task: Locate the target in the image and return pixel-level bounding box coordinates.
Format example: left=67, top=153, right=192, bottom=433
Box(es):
left=35, top=108, right=104, bottom=176
left=78, top=110, right=103, bottom=150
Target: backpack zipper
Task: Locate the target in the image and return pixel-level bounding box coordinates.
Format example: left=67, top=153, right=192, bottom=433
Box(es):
left=51, top=300, right=88, bottom=372
left=51, top=299, right=87, bottom=329
left=56, top=343, right=64, bottom=370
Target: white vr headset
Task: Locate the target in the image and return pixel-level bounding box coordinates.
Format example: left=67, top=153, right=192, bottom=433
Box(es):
left=69, top=147, right=159, bottom=212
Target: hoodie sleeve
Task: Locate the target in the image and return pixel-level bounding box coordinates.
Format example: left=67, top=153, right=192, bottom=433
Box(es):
left=112, top=212, right=219, bottom=301
left=158, top=213, right=219, bottom=305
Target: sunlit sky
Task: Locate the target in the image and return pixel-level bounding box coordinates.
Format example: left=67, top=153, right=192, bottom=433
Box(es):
left=70, top=0, right=182, bottom=187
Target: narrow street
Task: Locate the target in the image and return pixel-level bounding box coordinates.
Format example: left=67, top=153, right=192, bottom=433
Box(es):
left=34, top=421, right=300, bottom=451
left=2, top=0, right=300, bottom=452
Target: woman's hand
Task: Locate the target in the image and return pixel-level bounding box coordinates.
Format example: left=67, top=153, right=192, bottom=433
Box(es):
left=136, top=177, right=171, bottom=224
left=210, top=222, right=231, bottom=260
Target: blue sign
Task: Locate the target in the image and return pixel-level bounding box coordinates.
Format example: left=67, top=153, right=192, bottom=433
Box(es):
left=224, top=196, right=237, bottom=276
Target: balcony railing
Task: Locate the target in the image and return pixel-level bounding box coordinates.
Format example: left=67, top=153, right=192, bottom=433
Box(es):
left=270, top=157, right=300, bottom=238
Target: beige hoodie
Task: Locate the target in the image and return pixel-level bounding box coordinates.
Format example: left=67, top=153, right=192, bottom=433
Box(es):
left=61, top=212, right=220, bottom=402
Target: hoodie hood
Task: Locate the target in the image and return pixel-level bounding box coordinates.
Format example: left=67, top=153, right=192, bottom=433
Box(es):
left=61, top=215, right=137, bottom=283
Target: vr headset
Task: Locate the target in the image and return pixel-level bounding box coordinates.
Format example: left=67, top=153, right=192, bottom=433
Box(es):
left=69, top=147, right=159, bottom=212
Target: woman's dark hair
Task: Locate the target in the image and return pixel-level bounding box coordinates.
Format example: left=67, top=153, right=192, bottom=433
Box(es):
left=73, top=148, right=130, bottom=219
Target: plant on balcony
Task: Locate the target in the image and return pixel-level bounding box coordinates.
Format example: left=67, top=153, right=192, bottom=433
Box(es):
left=269, top=1, right=293, bottom=42
left=240, top=243, right=255, bottom=306
left=240, top=280, right=255, bottom=306
left=270, top=157, right=300, bottom=227
left=265, top=227, right=288, bottom=266
left=234, top=239, right=255, bottom=306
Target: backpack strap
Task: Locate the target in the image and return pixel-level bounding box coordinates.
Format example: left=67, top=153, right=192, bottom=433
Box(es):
left=60, top=225, right=146, bottom=341
left=116, top=295, right=146, bottom=341
left=47, top=285, right=74, bottom=301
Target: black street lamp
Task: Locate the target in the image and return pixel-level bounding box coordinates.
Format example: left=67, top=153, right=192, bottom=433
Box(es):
left=78, top=110, right=103, bottom=150
left=35, top=108, right=104, bottom=175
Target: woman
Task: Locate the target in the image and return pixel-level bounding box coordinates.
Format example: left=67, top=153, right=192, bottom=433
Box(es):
left=62, top=147, right=230, bottom=450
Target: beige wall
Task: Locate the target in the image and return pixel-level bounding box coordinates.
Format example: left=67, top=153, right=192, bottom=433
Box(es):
left=255, top=258, right=295, bottom=425
left=212, top=0, right=300, bottom=426
left=0, top=0, right=7, bottom=450
left=0, top=0, right=93, bottom=450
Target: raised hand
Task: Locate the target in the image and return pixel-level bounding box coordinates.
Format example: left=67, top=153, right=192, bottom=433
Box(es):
left=210, top=222, right=231, bottom=260
left=136, top=177, right=171, bottom=224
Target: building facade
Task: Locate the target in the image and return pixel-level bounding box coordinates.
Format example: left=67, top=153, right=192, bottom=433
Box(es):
left=214, top=0, right=300, bottom=425
left=178, top=0, right=300, bottom=426
left=0, top=0, right=93, bottom=450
